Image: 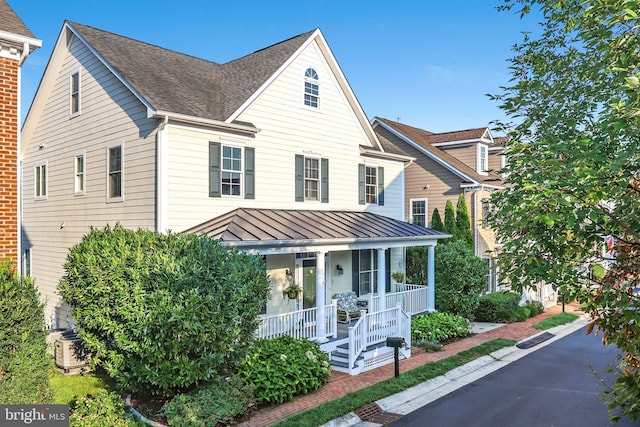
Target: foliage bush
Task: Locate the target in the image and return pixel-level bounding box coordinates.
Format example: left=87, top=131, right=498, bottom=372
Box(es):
left=455, top=194, right=474, bottom=250
left=58, top=224, right=270, bottom=396
left=0, top=261, right=52, bottom=404
left=69, top=389, right=135, bottom=427
left=239, top=336, right=330, bottom=404
left=161, top=376, right=255, bottom=427
left=524, top=300, right=544, bottom=317
left=474, top=291, right=522, bottom=323
left=434, top=240, right=488, bottom=319
left=411, top=312, right=470, bottom=345
left=406, top=246, right=427, bottom=285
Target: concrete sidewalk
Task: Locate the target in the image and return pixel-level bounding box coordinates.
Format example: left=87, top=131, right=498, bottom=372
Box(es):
left=238, top=302, right=587, bottom=427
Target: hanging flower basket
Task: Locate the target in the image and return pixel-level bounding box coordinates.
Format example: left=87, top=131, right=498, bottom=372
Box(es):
left=283, top=283, right=301, bottom=301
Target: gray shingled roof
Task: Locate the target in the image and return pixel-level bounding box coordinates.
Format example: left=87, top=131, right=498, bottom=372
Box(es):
left=184, top=208, right=447, bottom=244
left=69, top=22, right=313, bottom=122
left=0, top=0, right=37, bottom=47
left=375, top=117, right=503, bottom=185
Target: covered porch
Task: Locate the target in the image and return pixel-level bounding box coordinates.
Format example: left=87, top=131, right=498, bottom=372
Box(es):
left=185, top=208, right=450, bottom=374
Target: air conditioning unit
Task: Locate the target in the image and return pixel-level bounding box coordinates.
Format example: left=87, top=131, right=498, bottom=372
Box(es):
left=55, top=331, right=90, bottom=373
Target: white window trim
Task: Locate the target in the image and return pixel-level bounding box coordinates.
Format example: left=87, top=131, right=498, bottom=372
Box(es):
left=70, top=69, right=81, bottom=118
left=304, top=154, right=321, bottom=202
left=477, top=144, right=488, bottom=175
left=34, top=161, right=47, bottom=200
left=221, top=142, right=244, bottom=197
left=23, top=248, right=31, bottom=277
left=74, top=152, right=86, bottom=196
left=409, top=198, right=428, bottom=227
left=106, top=142, right=124, bottom=203
left=303, top=67, right=320, bottom=110
left=364, top=163, right=378, bottom=205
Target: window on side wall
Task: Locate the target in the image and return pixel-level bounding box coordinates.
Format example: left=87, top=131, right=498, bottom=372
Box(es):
left=304, top=157, right=319, bottom=201
left=74, top=153, right=85, bottom=195
left=478, top=144, right=488, bottom=173
left=107, top=144, right=123, bottom=202
left=209, top=142, right=255, bottom=199
left=34, top=163, right=47, bottom=199
left=23, top=248, right=31, bottom=277
left=358, top=164, right=384, bottom=206
left=295, top=155, right=328, bottom=203
left=481, top=198, right=491, bottom=229
left=70, top=71, right=81, bottom=116
left=304, top=68, right=319, bottom=108
left=410, top=199, right=427, bottom=227
left=222, top=145, right=242, bottom=196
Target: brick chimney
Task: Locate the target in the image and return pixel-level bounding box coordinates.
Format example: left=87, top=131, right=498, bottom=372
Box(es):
left=0, top=0, right=41, bottom=270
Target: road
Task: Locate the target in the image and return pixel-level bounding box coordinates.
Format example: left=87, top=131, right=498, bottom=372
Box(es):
left=387, top=326, right=640, bottom=427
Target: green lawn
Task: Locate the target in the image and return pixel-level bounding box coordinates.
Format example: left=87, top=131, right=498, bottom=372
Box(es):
left=50, top=370, right=111, bottom=404
left=533, top=312, right=579, bottom=330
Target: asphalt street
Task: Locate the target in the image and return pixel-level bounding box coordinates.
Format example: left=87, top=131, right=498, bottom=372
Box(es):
left=387, top=326, right=640, bottom=427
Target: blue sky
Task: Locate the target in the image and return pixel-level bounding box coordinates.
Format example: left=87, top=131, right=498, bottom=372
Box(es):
left=11, top=0, right=540, bottom=133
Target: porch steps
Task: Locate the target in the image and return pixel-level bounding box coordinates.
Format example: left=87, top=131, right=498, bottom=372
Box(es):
left=330, top=342, right=394, bottom=373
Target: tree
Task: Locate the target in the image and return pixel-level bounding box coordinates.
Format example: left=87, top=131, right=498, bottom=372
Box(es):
left=434, top=240, right=488, bottom=320
left=406, top=246, right=427, bottom=285
left=455, top=193, right=474, bottom=250
left=430, top=208, right=444, bottom=232
left=443, top=199, right=457, bottom=241
left=489, top=1, right=640, bottom=421
left=0, top=261, right=52, bottom=403
left=59, top=225, right=270, bottom=396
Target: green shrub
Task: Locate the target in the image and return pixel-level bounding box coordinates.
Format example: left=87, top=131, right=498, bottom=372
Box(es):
left=525, top=299, right=545, bottom=317
left=59, top=224, right=270, bottom=396
left=474, top=291, right=523, bottom=322
left=69, top=389, right=134, bottom=427
left=411, top=312, right=471, bottom=345
left=240, top=336, right=330, bottom=404
left=0, top=261, right=52, bottom=403
left=434, top=240, right=489, bottom=319
left=162, top=376, right=255, bottom=427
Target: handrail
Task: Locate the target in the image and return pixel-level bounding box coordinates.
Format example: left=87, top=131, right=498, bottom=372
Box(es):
left=368, top=284, right=428, bottom=315
left=256, top=303, right=337, bottom=340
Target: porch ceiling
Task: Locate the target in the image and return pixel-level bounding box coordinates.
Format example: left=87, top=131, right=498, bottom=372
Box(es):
left=183, top=208, right=449, bottom=252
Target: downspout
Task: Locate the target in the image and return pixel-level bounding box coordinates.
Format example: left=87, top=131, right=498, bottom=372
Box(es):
left=17, top=43, right=31, bottom=274
left=157, top=115, right=169, bottom=233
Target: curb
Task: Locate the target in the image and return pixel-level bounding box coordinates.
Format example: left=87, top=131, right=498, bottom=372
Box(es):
left=322, top=315, right=590, bottom=427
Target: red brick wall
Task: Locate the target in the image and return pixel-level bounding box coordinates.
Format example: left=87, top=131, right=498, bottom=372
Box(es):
left=0, top=56, right=19, bottom=267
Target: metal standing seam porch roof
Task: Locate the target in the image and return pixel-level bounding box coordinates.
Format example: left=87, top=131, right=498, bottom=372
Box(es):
left=184, top=208, right=450, bottom=253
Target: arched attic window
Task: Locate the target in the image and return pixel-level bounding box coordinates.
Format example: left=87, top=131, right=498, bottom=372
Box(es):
left=304, top=68, right=319, bottom=108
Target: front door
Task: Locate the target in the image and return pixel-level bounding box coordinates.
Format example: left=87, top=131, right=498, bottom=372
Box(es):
left=302, top=259, right=316, bottom=309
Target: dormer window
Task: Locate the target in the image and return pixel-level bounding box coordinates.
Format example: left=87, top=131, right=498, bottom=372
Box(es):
left=304, top=68, right=319, bottom=108
left=478, top=144, right=488, bottom=173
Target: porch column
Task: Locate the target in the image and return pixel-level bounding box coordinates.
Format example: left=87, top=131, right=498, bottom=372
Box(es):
left=427, top=245, right=435, bottom=312
left=315, top=251, right=328, bottom=343
left=377, top=248, right=386, bottom=311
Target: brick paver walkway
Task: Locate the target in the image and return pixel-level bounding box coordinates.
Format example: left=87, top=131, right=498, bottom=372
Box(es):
left=239, top=302, right=586, bottom=427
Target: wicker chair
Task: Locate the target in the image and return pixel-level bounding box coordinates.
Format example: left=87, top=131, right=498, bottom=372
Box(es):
left=333, top=292, right=364, bottom=323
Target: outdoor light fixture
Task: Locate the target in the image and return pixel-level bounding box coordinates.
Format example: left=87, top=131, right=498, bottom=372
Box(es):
left=336, top=265, right=344, bottom=275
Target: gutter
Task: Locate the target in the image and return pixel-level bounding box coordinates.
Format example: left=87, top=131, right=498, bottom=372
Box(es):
left=151, top=110, right=260, bottom=135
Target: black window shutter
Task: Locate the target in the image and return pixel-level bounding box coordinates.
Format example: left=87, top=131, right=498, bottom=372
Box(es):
left=385, top=249, right=391, bottom=292
left=244, top=147, right=255, bottom=199
left=352, top=251, right=360, bottom=294
left=378, top=166, right=384, bottom=206
left=209, top=142, right=221, bottom=198
left=358, top=163, right=365, bottom=205
left=321, top=158, right=329, bottom=203
left=295, top=154, right=304, bottom=202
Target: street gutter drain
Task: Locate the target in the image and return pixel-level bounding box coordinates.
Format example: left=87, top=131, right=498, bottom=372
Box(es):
left=516, top=332, right=555, bottom=349
left=355, top=403, right=403, bottom=424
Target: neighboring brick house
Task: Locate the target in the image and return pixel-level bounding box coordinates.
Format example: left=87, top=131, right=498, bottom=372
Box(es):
left=0, top=0, right=40, bottom=271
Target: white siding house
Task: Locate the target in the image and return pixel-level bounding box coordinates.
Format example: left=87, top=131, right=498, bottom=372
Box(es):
left=22, top=22, right=448, bottom=374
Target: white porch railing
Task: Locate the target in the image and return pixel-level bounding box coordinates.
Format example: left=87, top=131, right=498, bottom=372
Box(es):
left=368, top=284, right=428, bottom=315
left=347, top=304, right=411, bottom=375
left=256, top=303, right=337, bottom=341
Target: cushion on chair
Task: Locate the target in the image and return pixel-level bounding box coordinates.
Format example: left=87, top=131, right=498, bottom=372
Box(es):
left=333, top=292, right=360, bottom=313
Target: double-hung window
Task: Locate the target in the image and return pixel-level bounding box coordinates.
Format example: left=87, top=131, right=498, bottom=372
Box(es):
left=482, top=198, right=491, bottom=229
left=34, top=163, right=47, bottom=199
left=358, top=249, right=378, bottom=296
left=478, top=144, right=488, bottom=173
left=410, top=199, right=427, bottom=227
left=209, top=142, right=255, bottom=199
left=70, top=71, right=81, bottom=116
left=107, top=144, right=123, bottom=202
left=304, top=68, right=319, bottom=108
left=358, top=164, right=384, bottom=206
left=222, top=146, right=242, bottom=196
left=295, top=155, right=328, bottom=203
left=74, top=154, right=85, bottom=195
